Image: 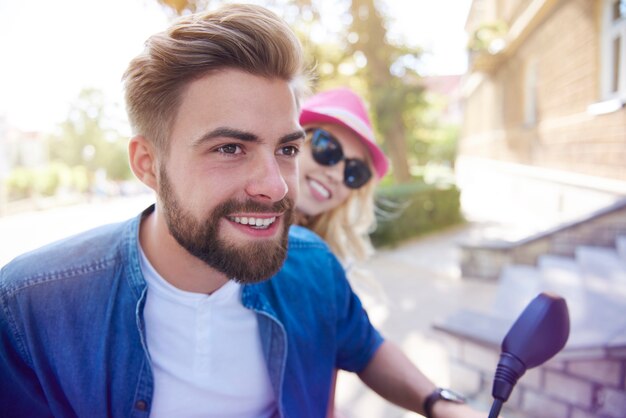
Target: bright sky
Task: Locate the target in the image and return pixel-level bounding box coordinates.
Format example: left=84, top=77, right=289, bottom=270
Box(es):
left=0, top=0, right=471, bottom=133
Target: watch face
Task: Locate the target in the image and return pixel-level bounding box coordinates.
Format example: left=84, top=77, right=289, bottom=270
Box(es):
left=440, top=388, right=466, bottom=403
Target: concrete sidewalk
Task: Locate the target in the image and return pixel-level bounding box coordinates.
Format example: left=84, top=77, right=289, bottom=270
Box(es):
left=336, top=224, right=500, bottom=417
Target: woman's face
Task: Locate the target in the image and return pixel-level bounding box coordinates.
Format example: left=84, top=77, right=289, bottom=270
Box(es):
left=296, top=123, right=370, bottom=216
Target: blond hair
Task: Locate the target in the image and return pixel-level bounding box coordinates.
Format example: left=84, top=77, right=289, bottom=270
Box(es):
left=123, top=4, right=306, bottom=151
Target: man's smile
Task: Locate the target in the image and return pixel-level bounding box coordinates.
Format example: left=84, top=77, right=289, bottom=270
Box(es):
left=227, top=215, right=277, bottom=229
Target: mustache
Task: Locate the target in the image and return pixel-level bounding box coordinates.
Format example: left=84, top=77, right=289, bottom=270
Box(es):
left=213, top=197, right=294, bottom=217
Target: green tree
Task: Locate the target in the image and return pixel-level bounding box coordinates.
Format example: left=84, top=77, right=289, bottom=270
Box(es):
left=156, top=0, right=426, bottom=183
left=47, top=88, right=132, bottom=185
left=346, top=0, right=424, bottom=182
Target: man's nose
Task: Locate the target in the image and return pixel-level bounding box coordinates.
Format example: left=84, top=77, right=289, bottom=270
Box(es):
left=245, top=154, right=289, bottom=202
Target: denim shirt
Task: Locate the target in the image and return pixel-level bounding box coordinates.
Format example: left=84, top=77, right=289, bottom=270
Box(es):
left=0, top=207, right=383, bottom=418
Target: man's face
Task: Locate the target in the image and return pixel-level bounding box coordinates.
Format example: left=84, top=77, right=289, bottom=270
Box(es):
left=157, top=69, right=304, bottom=283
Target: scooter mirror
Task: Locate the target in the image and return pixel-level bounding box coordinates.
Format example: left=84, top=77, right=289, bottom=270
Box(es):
left=502, top=292, right=570, bottom=369
left=488, top=292, right=570, bottom=418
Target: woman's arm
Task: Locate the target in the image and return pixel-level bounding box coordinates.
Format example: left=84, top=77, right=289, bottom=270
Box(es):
left=358, top=341, right=496, bottom=418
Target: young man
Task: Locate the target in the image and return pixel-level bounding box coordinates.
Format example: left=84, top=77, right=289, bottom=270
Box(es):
left=0, top=4, right=491, bottom=418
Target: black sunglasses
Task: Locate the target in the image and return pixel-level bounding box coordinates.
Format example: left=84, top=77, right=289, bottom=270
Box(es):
left=307, top=128, right=372, bottom=189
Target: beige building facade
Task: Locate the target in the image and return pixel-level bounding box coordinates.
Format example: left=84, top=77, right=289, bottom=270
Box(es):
left=458, top=0, right=626, bottom=229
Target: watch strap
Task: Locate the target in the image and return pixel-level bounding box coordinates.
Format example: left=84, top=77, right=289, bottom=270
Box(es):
left=423, top=387, right=466, bottom=418
left=423, top=388, right=443, bottom=418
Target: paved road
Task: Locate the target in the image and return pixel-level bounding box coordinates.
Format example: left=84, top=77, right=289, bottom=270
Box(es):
left=337, top=225, right=499, bottom=417
left=0, top=196, right=500, bottom=417
left=0, top=194, right=154, bottom=266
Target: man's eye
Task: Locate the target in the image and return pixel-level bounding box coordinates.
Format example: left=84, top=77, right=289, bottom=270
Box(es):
left=217, top=144, right=241, bottom=154
left=279, top=145, right=299, bottom=157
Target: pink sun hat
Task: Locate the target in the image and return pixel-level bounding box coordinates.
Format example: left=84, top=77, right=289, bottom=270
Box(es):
left=299, top=87, right=390, bottom=179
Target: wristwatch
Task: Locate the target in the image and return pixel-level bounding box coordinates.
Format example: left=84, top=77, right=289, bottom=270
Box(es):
left=423, top=387, right=466, bottom=417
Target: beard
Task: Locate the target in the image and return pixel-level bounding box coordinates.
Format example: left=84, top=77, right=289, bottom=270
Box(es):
left=158, top=167, right=294, bottom=284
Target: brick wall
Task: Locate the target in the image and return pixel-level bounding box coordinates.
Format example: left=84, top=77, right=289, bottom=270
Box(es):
left=436, top=334, right=626, bottom=418
left=460, top=0, right=626, bottom=182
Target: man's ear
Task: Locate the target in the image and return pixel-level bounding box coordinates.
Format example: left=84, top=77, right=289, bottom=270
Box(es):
left=129, top=135, right=158, bottom=191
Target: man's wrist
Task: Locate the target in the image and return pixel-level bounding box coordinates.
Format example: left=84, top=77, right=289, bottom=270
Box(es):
left=423, top=388, right=466, bottom=418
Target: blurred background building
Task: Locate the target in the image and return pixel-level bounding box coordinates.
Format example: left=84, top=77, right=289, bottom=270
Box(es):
left=458, top=0, right=626, bottom=231
left=437, top=2, right=626, bottom=417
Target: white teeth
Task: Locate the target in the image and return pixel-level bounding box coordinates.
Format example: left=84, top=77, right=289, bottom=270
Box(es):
left=309, top=179, right=330, bottom=199
left=229, top=216, right=276, bottom=228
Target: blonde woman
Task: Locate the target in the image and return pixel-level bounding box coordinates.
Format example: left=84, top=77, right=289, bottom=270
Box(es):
left=296, top=87, right=388, bottom=418
left=296, top=88, right=492, bottom=418
left=295, top=87, right=389, bottom=268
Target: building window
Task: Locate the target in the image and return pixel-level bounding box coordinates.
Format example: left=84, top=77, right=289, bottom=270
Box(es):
left=601, top=0, right=626, bottom=100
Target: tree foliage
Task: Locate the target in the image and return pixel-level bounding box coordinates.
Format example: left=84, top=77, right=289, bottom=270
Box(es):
left=47, top=88, right=132, bottom=183
left=155, top=0, right=445, bottom=184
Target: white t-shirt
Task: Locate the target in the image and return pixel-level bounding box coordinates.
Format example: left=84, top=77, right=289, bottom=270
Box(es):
left=140, top=248, right=276, bottom=418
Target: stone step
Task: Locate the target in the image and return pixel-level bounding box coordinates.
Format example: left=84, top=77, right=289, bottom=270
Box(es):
left=575, top=246, right=626, bottom=297
left=537, top=253, right=579, bottom=274
left=442, top=226, right=626, bottom=354
left=536, top=254, right=588, bottom=323
left=568, top=289, right=626, bottom=351
left=616, top=235, right=626, bottom=262
left=494, top=255, right=626, bottom=339
left=537, top=254, right=583, bottom=292
left=538, top=248, right=626, bottom=346
left=493, top=264, right=543, bottom=320
left=433, top=308, right=510, bottom=347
